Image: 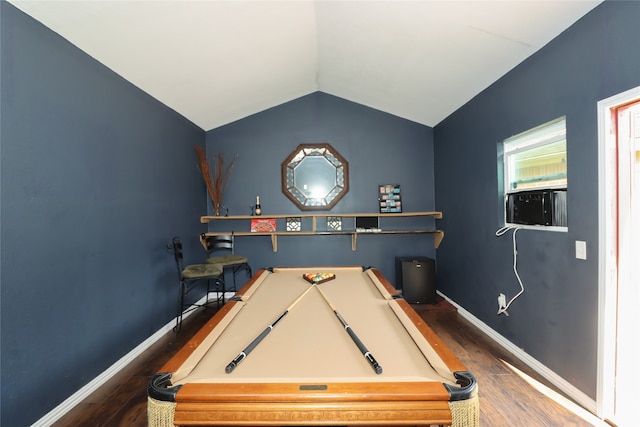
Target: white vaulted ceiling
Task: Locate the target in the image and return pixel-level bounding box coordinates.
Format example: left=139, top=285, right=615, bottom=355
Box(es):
left=8, top=1, right=602, bottom=131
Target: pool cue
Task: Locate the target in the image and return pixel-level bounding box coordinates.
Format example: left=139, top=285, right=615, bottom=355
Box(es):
left=225, top=284, right=315, bottom=373
left=313, top=285, right=383, bottom=374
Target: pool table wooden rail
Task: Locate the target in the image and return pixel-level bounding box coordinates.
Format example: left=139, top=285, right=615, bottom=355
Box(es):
left=170, top=400, right=456, bottom=426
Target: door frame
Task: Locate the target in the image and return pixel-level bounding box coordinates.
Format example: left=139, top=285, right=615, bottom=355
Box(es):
left=596, top=85, right=640, bottom=421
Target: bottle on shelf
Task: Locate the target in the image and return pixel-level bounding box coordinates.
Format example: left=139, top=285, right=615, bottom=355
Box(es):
left=255, top=196, right=262, bottom=216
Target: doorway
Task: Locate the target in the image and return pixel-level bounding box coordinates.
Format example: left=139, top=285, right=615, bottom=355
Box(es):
left=597, top=87, right=640, bottom=426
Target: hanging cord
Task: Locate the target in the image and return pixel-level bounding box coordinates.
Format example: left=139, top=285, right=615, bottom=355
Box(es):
left=495, top=225, right=525, bottom=316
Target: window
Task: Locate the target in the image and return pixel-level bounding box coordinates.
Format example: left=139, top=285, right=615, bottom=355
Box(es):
left=504, top=117, right=567, bottom=192
left=502, top=117, right=568, bottom=228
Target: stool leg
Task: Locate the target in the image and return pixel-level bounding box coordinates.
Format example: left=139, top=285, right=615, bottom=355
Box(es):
left=218, top=277, right=225, bottom=308
left=205, top=279, right=210, bottom=309
left=175, top=279, right=186, bottom=333
left=231, top=267, right=237, bottom=292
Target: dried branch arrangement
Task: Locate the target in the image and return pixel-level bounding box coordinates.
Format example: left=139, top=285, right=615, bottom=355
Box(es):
left=195, top=146, right=236, bottom=215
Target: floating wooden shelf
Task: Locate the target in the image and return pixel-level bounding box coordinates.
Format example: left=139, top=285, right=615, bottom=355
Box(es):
left=201, top=211, right=444, bottom=252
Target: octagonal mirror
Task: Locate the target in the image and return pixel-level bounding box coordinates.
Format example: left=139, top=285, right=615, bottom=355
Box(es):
left=281, top=143, right=349, bottom=210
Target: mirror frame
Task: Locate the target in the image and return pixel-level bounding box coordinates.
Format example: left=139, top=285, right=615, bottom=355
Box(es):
left=281, top=143, right=349, bottom=211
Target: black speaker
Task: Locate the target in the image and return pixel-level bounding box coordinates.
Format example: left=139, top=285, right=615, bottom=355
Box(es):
left=395, top=257, right=436, bottom=304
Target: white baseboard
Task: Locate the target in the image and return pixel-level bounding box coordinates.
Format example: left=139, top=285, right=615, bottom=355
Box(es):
left=437, top=291, right=597, bottom=412
left=31, top=292, right=234, bottom=427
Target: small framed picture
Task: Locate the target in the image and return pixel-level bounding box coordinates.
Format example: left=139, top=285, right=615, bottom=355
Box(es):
left=327, top=216, right=342, bottom=231
left=378, top=184, right=402, bottom=213
left=251, top=218, right=277, bottom=233
left=286, top=217, right=301, bottom=232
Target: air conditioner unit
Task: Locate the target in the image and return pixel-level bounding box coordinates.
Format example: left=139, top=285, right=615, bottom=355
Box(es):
left=506, top=189, right=567, bottom=227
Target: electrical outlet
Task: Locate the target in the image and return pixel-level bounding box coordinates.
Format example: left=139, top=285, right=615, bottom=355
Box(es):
left=498, top=293, right=506, bottom=309
left=576, top=240, right=587, bottom=260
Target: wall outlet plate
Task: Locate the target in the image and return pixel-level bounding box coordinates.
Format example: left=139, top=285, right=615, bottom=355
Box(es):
left=576, top=240, right=587, bottom=260
left=498, top=293, right=506, bottom=309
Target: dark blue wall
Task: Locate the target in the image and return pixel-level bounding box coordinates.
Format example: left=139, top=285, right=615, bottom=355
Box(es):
left=1, top=3, right=206, bottom=425
left=434, top=0, right=640, bottom=399
left=206, top=92, right=436, bottom=282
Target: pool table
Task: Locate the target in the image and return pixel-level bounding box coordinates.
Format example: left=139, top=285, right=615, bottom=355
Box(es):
left=148, top=266, right=478, bottom=426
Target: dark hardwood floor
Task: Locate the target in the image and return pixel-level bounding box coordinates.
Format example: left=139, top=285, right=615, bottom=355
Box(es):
left=52, top=305, right=603, bottom=427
